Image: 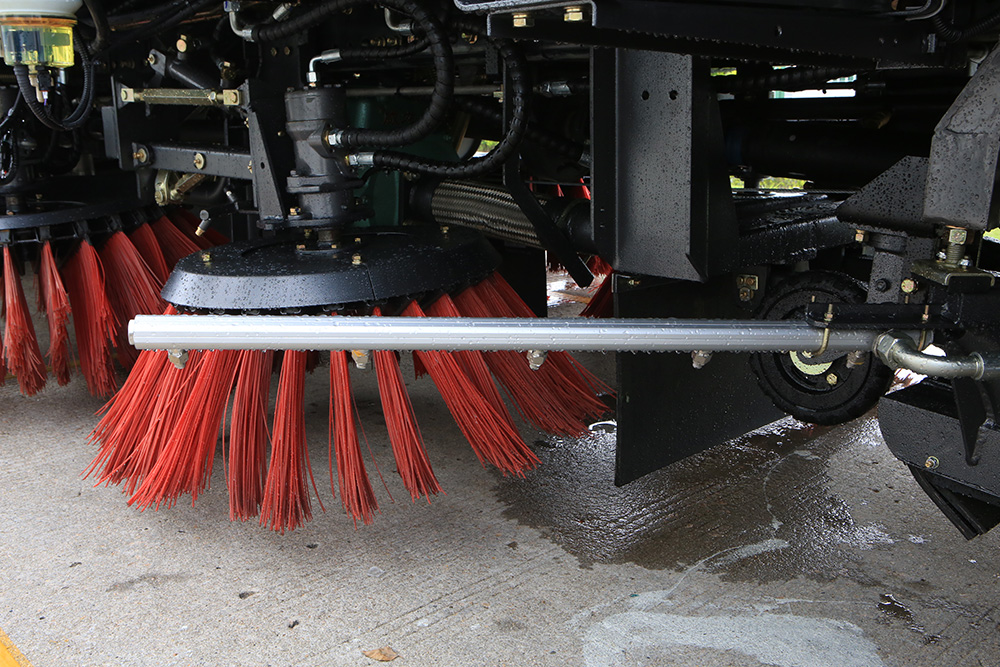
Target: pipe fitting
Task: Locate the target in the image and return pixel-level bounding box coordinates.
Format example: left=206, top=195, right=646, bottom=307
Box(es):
left=874, top=331, right=1000, bottom=379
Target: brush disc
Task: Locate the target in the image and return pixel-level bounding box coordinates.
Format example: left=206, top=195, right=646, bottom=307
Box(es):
left=161, top=225, right=500, bottom=313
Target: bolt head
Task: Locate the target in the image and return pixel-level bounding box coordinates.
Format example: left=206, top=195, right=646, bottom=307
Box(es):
left=512, top=12, right=534, bottom=27
left=564, top=5, right=585, bottom=21
left=900, top=278, right=917, bottom=294
left=147, top=52, right=157, bottom=65
left=176, top=37, right=188, bottom=53
left=946, top=227, right=968, bottom=245
left=192, top=152, right=206, bottom=170
left=738, top=286, right=753, bottom=302
left=925, top=456, right=940, bottom=470
left=289, top=207, right=301, bottom=216
left=825, top=373, right=839, bottom=386
left=854, top=230, right=867, bottom=243
left=352, top=253, right=363, bottom=265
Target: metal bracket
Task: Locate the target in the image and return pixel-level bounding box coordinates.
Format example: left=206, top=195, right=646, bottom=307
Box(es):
left=120, top=86, right=242, bottom=107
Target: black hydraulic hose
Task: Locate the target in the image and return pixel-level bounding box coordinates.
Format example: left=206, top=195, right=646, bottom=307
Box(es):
left=0, top=130, right=18, bottom=186
left=931, top=6, right=1000, bottom=41
left=454, top=96, right=586, bottom=162
left=339, top=36, right=429, bottom=61
left=369, top=39, right=528, bottom=178
left=82, top=0, right=110, bottom=56
left=254, top=0, right=453, bottom=150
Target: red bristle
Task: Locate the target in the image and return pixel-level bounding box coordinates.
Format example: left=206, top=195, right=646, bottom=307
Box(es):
left=170, top=207, right=230, bottom=247
left=586, top=255, right=612, bottom=278
left=62, top=240, right=118, bottom=397
left=99, top=232, right=167, bottom=369
left=129, top=223, right=170, bottom=284
left=426, top=294, right=517, bottom=431
left=166, top=209, right=213, bottom=250
left=454, top=286, right=597, bottom=436
left=39, top=242, right=72, bottom=385
left=228, top=350, right=273, bottom=521
left=483, top=273, right=614, bottom=396
left=3, top=246, right=46, bottom=395
left=330, top=349, right=378, bottom=525
left=130, top=349, right=241, bottom=510
left=260, top=350, right=322, bottom=533
left=0, top=261, right=4, bottom=385
left=372, top=310, right=441, bottom=502
left=580, top=276, right=613, bottom=318
left=403, top=301, right=539, bottom=476
left=151, top=215, right=201, bottom=268
left=85, top=347, right=172, bottom=486
left=83, top=304, right=176, bottom=476
left=119, top=350, right=204, bottom=497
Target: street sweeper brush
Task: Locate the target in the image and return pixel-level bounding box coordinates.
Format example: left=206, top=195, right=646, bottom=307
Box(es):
left=0, top=204, right=222, bottom=396
left=86, top=225, right=614, bottom=531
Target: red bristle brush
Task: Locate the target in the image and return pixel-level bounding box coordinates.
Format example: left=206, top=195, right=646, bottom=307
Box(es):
left=99, top=232, right=167, bottom=369
left=372, top=307, right=441, bottom=503
left=426, top=294, right=518, bottom=432
left=587, top=255, right=612, bottom=278
left=330, top=349, right=378, bottom=525
left=62, top=239, right=117, bottom=397
left=260, top=350, right=324, bottom=533
left=479, top=273, right=614, bottom=397
left=128, top=222, right=171, bottom=284
left=227, top=349, right=273, bottom=521
left=39, top=242, right=73, bottom=385
left=3, top=246, right=46, bottom=395
left=403, top=300, right=539, bottom=476
left=151, top=215, right=202, bottom=268
left=129, top=349, right=241, bottom=510
left=453, top=285, right=602, bottom=436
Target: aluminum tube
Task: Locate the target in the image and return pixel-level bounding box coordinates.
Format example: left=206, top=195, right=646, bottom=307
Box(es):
left=874, top=332, right=1000, bottom=379
left=129, top=315, right=878, bottom=353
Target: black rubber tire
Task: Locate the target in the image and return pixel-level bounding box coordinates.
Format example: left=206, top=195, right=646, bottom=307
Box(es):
left=749, top=271, right=894, bottom=425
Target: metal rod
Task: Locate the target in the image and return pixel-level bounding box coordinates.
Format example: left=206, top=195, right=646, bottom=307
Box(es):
left=129, top=315, right=878, bottom=353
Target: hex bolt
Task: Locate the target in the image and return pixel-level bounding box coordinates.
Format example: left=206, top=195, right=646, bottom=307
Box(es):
left=132, top=147, right=149, bottom=164
left=854, top=229, right=867, bottom=243
left=192, top=152, right=206, bottom=170
left=925, top=456, right=940, bottom=470
left=563, top=5, right=585, bottom=21
left=826, top=373, right=839, bottom=386
left=352, top=253, right=363, bottom=265
left=738, top=286, right=753, bottom=302
left=900, top=278, right=917, bottom=294
left=351, top=349, right=371, bottom=370
left=691, top=350, right=712, bottom=370
left=526, top=349, right=548, bottom=370
left=147, top=52, right=158, bottom=66
left=289, top=206, right=301, bottom=216
left=512, top=12, right=534, bottom=27
left=201, top=251, right=211, bottom=262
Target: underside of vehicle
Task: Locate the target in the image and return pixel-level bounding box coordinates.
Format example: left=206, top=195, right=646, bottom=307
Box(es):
left=3, top=0, right=1000, bottom=536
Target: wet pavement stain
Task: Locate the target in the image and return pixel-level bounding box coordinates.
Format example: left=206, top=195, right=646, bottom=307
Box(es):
left=495, top=413, right=898, bottom=582
left=877, top=593, right=942, bottom=645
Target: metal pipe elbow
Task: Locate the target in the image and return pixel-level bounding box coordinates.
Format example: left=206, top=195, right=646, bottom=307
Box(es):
left=874, top=331, right=991, bottom=379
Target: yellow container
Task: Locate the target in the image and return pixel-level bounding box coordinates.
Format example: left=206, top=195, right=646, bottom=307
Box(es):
left=0, top=16, right=74, bottom=67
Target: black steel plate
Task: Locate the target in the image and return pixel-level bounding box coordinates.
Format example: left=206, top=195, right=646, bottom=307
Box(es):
left=162, top=226, right=501, bottom=312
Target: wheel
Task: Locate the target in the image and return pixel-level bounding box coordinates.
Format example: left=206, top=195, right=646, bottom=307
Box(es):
left=749, top=271, right=894, bottom=425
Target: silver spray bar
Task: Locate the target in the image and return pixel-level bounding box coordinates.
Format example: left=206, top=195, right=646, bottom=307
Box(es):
left=129, top=315, right=877, bottom=353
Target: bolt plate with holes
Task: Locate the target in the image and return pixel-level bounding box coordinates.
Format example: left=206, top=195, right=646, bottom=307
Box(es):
left=161, top=225, right=499, bottom=312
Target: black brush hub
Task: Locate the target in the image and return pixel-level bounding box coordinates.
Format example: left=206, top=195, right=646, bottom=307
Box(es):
left=161, top=225, right=500, bottom=313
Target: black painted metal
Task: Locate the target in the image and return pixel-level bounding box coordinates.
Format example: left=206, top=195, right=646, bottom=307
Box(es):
left=484, top=0, right=939, bottom=64
left=923, top=45, right=1000, bottom=231
left=614, top=274, right=784, bottom=485
left=147, top=144, right=252, bottom=179
left=591, top=49, right=738, bottom=282
left=161, top=225, right=500, bottom=312
left=736, top=194, right=855, bottom=267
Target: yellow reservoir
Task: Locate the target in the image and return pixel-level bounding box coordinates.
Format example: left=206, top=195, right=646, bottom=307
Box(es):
left=0, top=16, right=74, bottom=67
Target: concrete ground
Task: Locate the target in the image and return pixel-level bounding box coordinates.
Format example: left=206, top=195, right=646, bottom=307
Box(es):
left=2, top=286, right=1000, bottom=666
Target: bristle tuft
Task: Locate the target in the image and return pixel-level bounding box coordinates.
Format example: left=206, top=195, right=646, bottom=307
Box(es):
left=3, top=246, right=46, bottom=395
left=228, top=349, right=273, bottom=521
left=39, top=242, right=72, bottom=385
left=63, top=240, right=117, bottom=397
left=330, top=349, right=378, bottom=525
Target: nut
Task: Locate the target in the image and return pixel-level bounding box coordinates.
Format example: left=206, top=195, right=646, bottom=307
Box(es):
left=563, top=5, right=585, bottom=21
left=900, top=278, right=917, bottom=294
left=825, top=373, right=839, bottom=386
left=352, top=253, right=363, bottom=265
left=288, top=206, right=301, bottom=216
left=738, top=286, right=753, bottom=302
left=132, top=147, right=149, bottom=164
left=512, top=12, right=534, bottom=27
left=146, top=52, right=158, bottom=66
left=925, top=456, right=940, bottom=469
left=854, top=229, right=867, bottom=243
left=192, top=152, right=206, bottom=170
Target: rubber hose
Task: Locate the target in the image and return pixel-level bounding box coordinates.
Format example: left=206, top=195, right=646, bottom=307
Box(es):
left=932, top=7, right=1000, bottom=42
left=370, top=39, right=528, bottom=179
left=82, top=0, right=110, bottom=56
left=715, top=66, right=857, bottom=94
left=255, top=0, right=453, bottom=150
